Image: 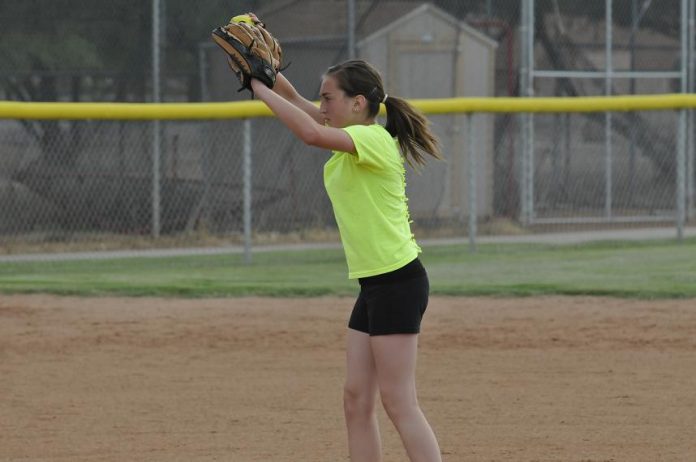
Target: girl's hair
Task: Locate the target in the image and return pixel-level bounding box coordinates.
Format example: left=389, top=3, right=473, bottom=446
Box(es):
left=325, top=59, right=442, bottom=167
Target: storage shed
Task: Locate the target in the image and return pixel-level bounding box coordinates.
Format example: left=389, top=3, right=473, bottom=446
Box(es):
left=358, top=4, right=498, bottom=222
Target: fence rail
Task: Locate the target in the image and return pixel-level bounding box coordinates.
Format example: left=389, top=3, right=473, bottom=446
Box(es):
left=3, top=94, right=696, bottom=119
left=0, top=95, right=693, bottom=259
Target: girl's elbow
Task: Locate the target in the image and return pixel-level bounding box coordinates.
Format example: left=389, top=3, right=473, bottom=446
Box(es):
left=298, top=127, right=322, bottom=147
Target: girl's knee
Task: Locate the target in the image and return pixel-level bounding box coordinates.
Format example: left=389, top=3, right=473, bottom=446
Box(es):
left=343, top=384, right=377, bottom=419
left=379, top=387, right=419, bottom=421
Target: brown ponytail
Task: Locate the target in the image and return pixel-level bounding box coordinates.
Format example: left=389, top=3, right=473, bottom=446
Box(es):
left=325, top=59, right=442, bottom=168
left=383, top=95, right=442, bottom=168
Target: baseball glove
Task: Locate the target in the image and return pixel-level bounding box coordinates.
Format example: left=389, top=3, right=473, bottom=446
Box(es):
left=211, top=21, right=277, bottom=94
left=232, top=13, right=283, bottom=73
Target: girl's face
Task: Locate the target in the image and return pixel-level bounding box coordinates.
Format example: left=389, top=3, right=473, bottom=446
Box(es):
left=319, top=75, right=361, bottom=128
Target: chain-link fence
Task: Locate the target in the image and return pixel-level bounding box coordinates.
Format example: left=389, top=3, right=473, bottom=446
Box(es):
left=1, top=0, right=694, bottom=255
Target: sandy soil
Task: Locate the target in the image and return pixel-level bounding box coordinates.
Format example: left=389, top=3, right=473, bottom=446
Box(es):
left=1, top=295, right=695, bottom=462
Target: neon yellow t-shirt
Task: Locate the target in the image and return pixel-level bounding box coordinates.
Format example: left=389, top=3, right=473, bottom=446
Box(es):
left=323, top=124, right=421, bottom=279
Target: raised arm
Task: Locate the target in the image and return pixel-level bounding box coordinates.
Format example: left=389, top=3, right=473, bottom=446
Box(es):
left=251, top=78, right=355, bottom=154
left=271, top=73, right=324, bottom=125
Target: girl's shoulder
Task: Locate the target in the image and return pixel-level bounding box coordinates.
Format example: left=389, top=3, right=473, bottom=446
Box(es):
left=344, top=123, right=389, bottom=135
left=343, top=123, right=393, bottom=144
left=342, top=124, right=400, bottom=169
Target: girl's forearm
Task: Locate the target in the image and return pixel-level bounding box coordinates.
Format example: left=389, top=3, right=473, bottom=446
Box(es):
left=252, top=79, right=322, bottom=145
left=272, top=73, right=297, bottom=100
left=272, top=73, right=323, bottom=124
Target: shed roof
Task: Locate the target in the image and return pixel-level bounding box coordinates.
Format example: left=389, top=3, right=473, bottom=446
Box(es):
left=257, top=1, right=497, bottom=49
left=257, top=1, right=423, bottom=40
left=357, top=3, right=498, bottom=49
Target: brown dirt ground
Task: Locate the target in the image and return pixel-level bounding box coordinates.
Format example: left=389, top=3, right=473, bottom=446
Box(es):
left=1, top=295, right=695, bottom=462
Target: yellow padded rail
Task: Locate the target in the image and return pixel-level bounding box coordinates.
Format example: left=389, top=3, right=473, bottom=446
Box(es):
left=0, top=100, right=274, bottom=120
left=411, top=93, right=696, bottom=114
left=1, top=94, right=696, bottom=120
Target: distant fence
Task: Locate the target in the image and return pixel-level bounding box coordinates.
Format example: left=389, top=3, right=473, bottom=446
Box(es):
left=0, top=94, right=693, bottom=258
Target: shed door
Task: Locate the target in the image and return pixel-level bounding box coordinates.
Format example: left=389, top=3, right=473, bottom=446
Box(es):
left=392, top=49, right=454, bottom=98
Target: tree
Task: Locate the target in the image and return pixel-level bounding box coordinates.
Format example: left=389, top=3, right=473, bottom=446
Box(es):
left=0, top=0, right=257, bottom=161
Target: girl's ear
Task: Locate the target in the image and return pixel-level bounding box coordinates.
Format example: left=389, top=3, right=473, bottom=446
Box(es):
left=354, top=94, right=368, bottom=112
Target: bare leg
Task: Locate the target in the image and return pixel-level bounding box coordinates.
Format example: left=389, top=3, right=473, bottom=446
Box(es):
left=371, top=334, right=442, bottom=462
left=344, top=328, right=381, bottom=461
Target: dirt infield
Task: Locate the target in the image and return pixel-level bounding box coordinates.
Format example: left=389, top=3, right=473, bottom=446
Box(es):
left=1, top=295, right=695, bottom=461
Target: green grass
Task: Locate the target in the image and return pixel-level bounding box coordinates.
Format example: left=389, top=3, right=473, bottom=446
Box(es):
left=1, top=238, right=695, bottom=298
left=423, top=238, right=696, bottom=298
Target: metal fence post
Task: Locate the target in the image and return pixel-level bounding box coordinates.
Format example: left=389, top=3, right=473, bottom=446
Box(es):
left=605, top=0, right=614, bottom=219
left=688, top=0, right=695, bottom=221
left=347, top=0, right=356, bottom=59
left=243, top=118, right=253, bottom=263
left=519, top=0, right=528, bottom=225
left=678, top=0, right=689, bottom=241
left=678, top=110, right=687, bottom=242
left=151, top=0, right=162, bottom=238
left=198, top=44, right=212, bottom=229
left=519, top=0, right=534, bottom=226
left=527, top=0, right=536, bottom=225
left=467, top=114, right=477, bottom=253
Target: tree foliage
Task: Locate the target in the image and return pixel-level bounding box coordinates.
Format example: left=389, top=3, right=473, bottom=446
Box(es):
left=0, top=0, right=257, bottom=101
left=0, top=0, right=682, bottom=102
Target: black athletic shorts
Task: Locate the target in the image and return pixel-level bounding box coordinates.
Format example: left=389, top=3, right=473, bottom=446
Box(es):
left=348, top=258, right=429, bottom=336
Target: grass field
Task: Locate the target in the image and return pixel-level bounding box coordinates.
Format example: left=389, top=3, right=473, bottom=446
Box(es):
left=1, top=237, right=694, bottom=298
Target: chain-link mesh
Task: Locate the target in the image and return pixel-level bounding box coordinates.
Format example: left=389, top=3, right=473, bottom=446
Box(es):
left=0, top=0, right=693, bottom=255
left=527, top=111, right=680, bottom=220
